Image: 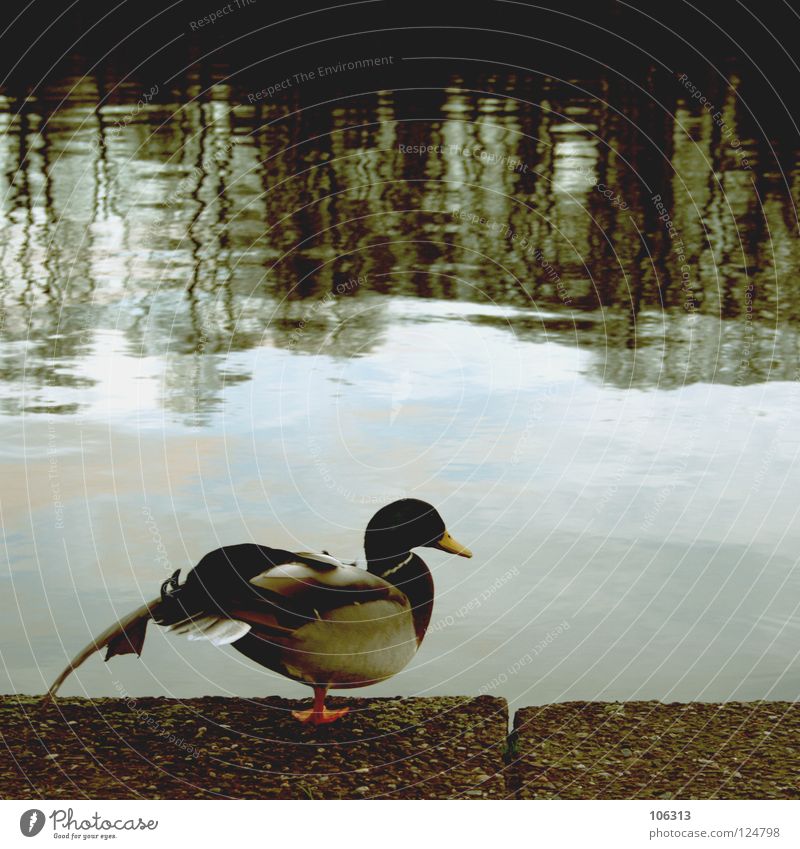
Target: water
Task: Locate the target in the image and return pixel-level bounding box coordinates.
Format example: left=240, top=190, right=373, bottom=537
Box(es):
left=1, top=67, right=799, bottom=709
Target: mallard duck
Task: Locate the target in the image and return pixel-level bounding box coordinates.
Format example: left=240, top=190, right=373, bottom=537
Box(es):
left=44, top=499, right=472, bottom=725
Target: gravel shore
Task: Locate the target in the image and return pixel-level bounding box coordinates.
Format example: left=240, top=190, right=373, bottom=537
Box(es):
left=511, top=701, right=800, bottom=799
left=2, top=696, right=798, bottom=799
left=1, top=695, right=508, bottom=799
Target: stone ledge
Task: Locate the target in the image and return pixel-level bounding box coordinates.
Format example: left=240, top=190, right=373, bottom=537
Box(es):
left=511, top=701, right=800, bottom=799
left=0, top=695, right=509, bottom=799
left=4, top=697, right=799, bottom=799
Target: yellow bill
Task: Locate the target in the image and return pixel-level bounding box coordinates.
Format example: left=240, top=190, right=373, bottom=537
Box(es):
left=432, top=529, right=473, bottom=558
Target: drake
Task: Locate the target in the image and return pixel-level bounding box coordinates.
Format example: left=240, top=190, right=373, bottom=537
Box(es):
left=44, top=499, right=472, bottom=725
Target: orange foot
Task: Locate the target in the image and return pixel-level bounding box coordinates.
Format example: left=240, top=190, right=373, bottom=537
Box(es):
left=292, top=706, right=350, bottom=725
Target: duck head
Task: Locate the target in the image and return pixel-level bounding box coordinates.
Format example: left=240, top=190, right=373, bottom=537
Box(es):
left=364, top=498, right=472, bottom=575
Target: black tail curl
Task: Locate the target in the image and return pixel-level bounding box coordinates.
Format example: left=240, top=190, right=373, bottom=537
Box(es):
left=153, top=569, right=192, bottom=626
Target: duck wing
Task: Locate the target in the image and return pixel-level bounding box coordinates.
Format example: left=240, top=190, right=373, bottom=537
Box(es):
left=242, top=557, right=407, bottom=629
left=177, top=544, right=405, bottom=630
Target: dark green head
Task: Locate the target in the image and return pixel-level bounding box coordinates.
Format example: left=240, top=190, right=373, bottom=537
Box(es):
left=364, top=498, right=472, bottom=571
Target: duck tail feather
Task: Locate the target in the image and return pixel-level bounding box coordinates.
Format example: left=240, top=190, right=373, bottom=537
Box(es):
left=42, top=597, right=163, bottom=704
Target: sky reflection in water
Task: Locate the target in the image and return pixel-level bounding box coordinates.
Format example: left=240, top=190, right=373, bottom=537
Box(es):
left=1, top=70, right=799, bottom=706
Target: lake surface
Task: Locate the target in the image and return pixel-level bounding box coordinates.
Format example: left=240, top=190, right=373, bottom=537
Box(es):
left=1, top=65, right=799, bottom=709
